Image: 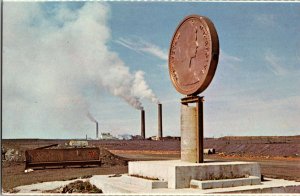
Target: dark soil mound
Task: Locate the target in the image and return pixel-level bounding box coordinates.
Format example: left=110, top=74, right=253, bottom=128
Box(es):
left=44, top=180, right=102, bottom=193
left=99, top=147, right=127, bottom=167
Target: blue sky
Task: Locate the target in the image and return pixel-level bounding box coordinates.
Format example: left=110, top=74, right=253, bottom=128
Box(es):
left=2, top=2, right=300, bottom=139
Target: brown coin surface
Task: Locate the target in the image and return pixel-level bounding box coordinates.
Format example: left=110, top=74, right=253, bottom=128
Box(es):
left=169, top=15, right=219, bottom=95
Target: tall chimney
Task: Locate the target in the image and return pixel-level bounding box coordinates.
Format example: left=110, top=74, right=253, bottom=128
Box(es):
left=96, top=122, right=99, bottom=139
left=158, top=103, right=163, bottom=138
left=141, top=109, right=145, bottom=139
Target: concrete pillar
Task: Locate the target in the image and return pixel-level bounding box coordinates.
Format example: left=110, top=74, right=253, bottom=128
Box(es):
left=197, top=98, right=204, bottom=163
left=181, top=104, right=198, bottom=162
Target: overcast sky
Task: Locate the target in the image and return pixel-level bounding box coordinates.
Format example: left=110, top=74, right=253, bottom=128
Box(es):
left=2, top=2, right=300, bottom=139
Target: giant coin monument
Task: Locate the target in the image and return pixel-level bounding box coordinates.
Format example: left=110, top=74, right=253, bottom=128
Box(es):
left=105, top=15, right=262, bottom=192
left=169, top=15, right=219, bottom=163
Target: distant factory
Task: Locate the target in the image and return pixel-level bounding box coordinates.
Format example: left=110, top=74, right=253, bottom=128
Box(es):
left=99, top=132, right=117, bottom=140
left=86, top=103, right=164, bottom=141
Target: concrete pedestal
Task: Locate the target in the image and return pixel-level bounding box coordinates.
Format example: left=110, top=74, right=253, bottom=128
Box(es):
left=89, top=160, right=300, bottom=193
left=128, top=160, right=261, bottom=189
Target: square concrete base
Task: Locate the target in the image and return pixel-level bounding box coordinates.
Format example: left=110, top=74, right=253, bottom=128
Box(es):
left=88, top=160, right=300, bottom=193
left=128, top=160, right=261, bottom=189
left=90, top=175, right=300, bottom=194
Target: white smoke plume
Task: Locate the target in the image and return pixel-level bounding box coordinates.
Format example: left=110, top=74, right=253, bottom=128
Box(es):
left=132, top=71, right=160, bottom=104
left=3, top=2, right=159, bottom=138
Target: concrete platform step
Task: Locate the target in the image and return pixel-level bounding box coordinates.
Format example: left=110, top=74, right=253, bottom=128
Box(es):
left=120, top=175, right=168, bottom=189
left=90, top=175, right=144, bottom=193
left=190, top=176, right=261, bottom=190
left=103, top=179, right=142, bottom=193
left=90, top=175, right=300, bottom=194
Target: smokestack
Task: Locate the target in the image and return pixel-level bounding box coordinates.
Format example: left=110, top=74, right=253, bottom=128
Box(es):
left=141, top=109, right=145, bottom=139
left=96, top=122, right=99, bottom=139
left=158, top=103, right=162, bottom=138
left=87, top=112, right=99, bottom=139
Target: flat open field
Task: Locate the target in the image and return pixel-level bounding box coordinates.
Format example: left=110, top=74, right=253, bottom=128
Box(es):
left=2, top=136, right=300, bottom=192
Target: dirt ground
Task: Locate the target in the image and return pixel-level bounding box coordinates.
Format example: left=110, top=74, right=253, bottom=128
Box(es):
left=2, top=162, right=127, bottom=192
left=2, top=136, right=300, bottom=192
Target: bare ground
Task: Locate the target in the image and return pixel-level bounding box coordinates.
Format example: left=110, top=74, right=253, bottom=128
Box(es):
left=2, top=162, right=127, bottom=191
left=2, top=136, right=300, bottom=192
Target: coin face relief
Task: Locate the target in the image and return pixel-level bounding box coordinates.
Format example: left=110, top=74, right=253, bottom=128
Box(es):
left=169, top=15, right=219, bottom=96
